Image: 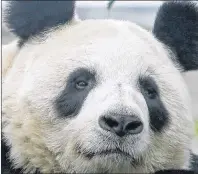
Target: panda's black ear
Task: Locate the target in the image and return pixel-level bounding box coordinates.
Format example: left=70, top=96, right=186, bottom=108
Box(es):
left=4, top=1, right=75, bottom=46
left=153, top=1, right=198, bottom=71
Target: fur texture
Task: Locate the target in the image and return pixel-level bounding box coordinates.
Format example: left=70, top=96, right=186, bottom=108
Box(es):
left=2, top=1, right=198, bottom=173
left=153, top=1, right=198, bottom=71
left=3, top=1, right=75, bottom=46
left=2, top=40, right=19, bottom=80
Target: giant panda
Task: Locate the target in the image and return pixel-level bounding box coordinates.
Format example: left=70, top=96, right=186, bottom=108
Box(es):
left=2, top=1, right=198, bottom=173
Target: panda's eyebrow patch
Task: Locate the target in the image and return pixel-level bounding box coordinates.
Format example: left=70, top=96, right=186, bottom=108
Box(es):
left=55, top=68, right=96, bottom=118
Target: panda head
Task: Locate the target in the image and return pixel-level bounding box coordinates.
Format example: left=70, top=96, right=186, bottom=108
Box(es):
left=2, top=1, right=198, bottom=173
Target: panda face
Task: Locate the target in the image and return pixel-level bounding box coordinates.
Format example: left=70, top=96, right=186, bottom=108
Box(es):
left=2, top=1, right=198, bottom=173
left=3, top=20, right=192, bottom=173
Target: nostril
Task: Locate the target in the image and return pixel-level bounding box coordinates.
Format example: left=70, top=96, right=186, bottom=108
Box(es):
left=104, top=117, right=118, bottom=128
left=125, top=121, right=143, bottom=134
left=99, top=116, right=120, bottom=133
left=125, top=121, right=141, bottom=131
left=99, top=114, right=143, bottom=136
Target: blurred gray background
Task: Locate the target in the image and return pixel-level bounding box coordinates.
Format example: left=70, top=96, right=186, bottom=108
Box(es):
left=2, top=1, right=198, bottom=153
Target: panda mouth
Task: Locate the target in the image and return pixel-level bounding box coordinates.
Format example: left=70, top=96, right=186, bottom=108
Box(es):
left=76, top=147, right=134, bottom=159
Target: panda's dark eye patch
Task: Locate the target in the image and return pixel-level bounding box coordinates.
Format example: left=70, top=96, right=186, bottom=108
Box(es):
left=138, top=76, right=169, bottom=133
left=139, top=77, right=158, bottom=99
left=145, top=88, right=157, bottom=99
left=55, top=68, right=96, bottom=117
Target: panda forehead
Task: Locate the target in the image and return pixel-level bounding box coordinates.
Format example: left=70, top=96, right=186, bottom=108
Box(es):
left=28, top=20, right=169, bottom=70
left=46, top=20, right=158, bottom=50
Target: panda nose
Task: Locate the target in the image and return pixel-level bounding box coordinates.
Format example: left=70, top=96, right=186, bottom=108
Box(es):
left=99, top=113, right=143, bottom=137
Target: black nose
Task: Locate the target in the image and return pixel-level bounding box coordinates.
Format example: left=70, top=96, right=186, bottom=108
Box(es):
left=99, top=113, right=143, bottom=137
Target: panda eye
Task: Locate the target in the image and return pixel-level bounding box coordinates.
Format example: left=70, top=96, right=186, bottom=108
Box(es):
left=145, top=88, right=157, bottom=99
left=139, top=76, right=159, bottom=99
left=75, top=80, right=88, bottom=90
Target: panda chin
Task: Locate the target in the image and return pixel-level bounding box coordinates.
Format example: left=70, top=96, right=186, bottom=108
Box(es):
left=73, top=146, right=145, bottom=173
left=73, top=132, right=148, bottom=166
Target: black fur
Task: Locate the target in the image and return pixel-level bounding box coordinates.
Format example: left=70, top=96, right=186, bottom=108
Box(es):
left=190, top=153, right=198, bottom=173
left=4, top=1, right=75, bottom=46
left=155, top=169, right=196, bottom=174
left=55, top=68, right=96, bottom=118
left=153, top=1, right=198, bottom=71
left=139, top=76, right=169, bottom=133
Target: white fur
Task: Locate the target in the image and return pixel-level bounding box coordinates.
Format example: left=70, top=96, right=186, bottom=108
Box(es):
left=2, top=40, right=19, bottom=80
left=2, top=19, right=194, bottom=173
